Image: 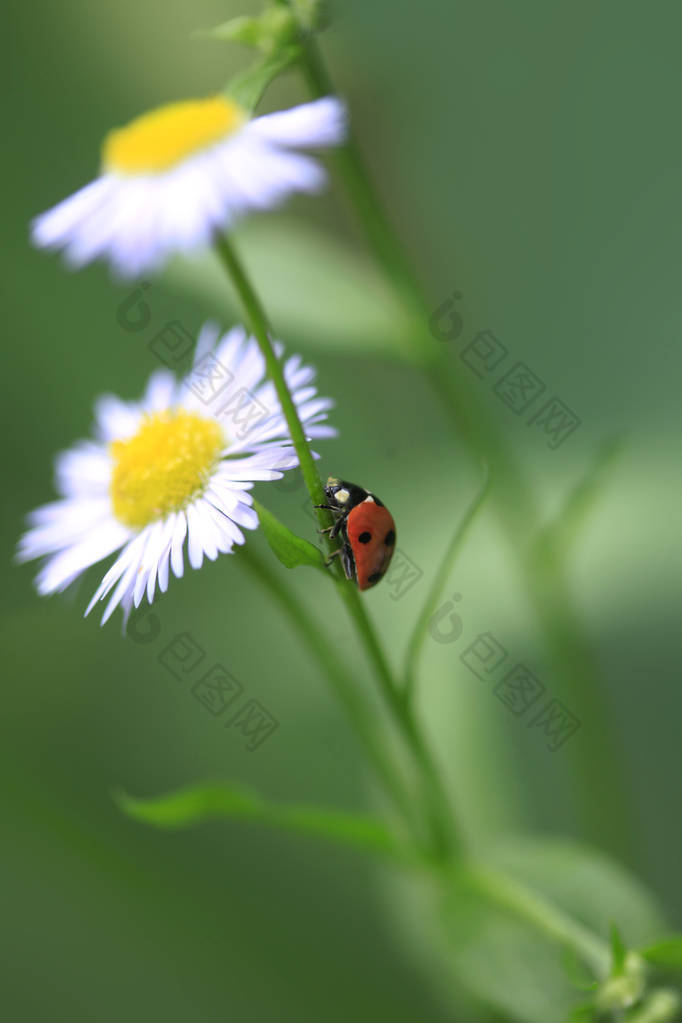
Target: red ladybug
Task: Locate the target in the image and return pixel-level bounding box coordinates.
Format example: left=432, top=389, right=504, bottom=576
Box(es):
left=317, top=477, right=396, bottom=590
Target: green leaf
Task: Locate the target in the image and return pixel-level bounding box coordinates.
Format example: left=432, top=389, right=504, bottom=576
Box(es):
left=561, top=947, right=600, bottom=993
left=197, top=7, right=297, bottom=54
left=640, top=936, right=682, bottom=970
left=253, top=499, right=326, bottom=571
left=566, top=1004, right=597, bottom=1022
left=114, top=781, right=407, bottom=861
left=198, top=14, right=264, bottom=47
left=161, top=219, right=412, bottom=362
left=115, top=782, right=255, bottom=827
left=611, top=922, right=628, bottom=973
left=487, top=836, right=667, bottom=949
left=223, top=45, right=301, bottom=113
left=431, top=836, right=668, bottom=1023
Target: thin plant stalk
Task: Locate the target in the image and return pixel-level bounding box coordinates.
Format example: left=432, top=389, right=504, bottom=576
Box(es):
left=238, top=543, right=425, bottom=849
left=215, top=231, right=459, bottom=860
left=403, top=463, right=491, bottom=701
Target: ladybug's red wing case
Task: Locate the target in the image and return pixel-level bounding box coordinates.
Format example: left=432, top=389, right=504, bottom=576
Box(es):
left=345, top=502, right=396, bottom=590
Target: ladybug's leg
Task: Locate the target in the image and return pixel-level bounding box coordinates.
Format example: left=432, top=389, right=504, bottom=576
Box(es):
left=329, top=518, right=345, bottom=539
left=317, top=515, right=345, bottom=540
left=325, top=543, right=356, bottom=582
left=340, top=544, right=357, bottom=583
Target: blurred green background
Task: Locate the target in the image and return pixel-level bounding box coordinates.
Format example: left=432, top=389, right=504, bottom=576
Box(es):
left=3, top=1, right=681, bottom=1020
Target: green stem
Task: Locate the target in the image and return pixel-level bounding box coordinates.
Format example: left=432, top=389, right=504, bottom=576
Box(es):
left=337, top=584, right=461, bottom=860
left=295, top=34, right=634, bottom=861
left=403, top=463, right=491, bottom=701
left=297, top=34, right=425, bottom=327
left=215, top=233, right=328, bottom=514
left=215, top=232, right=460, bottom=861
left=237, top=544, right=423, bottom=847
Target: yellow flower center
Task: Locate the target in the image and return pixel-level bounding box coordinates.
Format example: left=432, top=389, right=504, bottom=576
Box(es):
left=110, top=410, right=224, bottom=528
left=102, top=96, right=246, bottom=175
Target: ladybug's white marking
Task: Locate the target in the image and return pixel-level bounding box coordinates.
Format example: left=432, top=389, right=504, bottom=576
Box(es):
left=363, top=495, right=375, bottom=503
left=335, top=488, right=350, bottom=503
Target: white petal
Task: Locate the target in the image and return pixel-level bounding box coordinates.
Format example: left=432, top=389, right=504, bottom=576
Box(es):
left=94, top=394, right=143, bottom=442
left=193, top=501, right=221, bottom=561
left=133, top=519, right=165, bottom=607
left=208, top=504, right=245, bottom=547
left=34, top=520, right=131, bottom=595
left=186, top=504, right=205, bottom=570
left=217, top=462, right=287, bottom=482
left=100, top=555, right=140, bottom=625
left=222, top=138, right=326, bottom=205
left=145, top=166, right=215, bottom=252
left=285, top=359, right=315, bottom=391
left=85, top=529, right=149, bottom=616
left=170, top=512, right=188, bottom=579
left=62, top=177, right=149, bottom=269
left=156, top=513, right=177, bottom=594
left=204, top=503, right=239, bottom=553
left=306, top=424, right=338, bottom=439
left=120, top=591, right=135, bottom=632
left=192, top=321, right=221, bottom=369
left=247, top=98, right=346, bottom=149
left=297, top=397, right=334, bottom=422
left=204, top=487, right=258, bottom=531
left=143, top=368, right=177, bottom=412
left=147, top=514, right=176, bottom=602
left=292, top=385, right=317, bottom=405
left=18, top=498, right=113, bottom=560
left=31, top=176, right=118, bottom=249
left=55, top=443, right=111, bottom=498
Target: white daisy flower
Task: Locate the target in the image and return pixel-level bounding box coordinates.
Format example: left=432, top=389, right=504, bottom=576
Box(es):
left=31, top=95, right=346, bottom=278
left=17, top=323, right=335, bottom=625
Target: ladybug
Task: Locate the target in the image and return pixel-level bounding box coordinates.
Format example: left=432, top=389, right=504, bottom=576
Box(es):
left=317, top=477, right=396, bottom=590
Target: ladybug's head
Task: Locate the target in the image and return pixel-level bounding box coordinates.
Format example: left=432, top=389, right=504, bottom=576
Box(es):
left=324, top=476, right=374, bottom=512
left=324, top=477, right=352, bottom=509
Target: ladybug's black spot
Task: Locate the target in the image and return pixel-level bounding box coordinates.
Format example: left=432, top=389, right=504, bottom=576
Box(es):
left=372, top=495, right=384, bottom=507
left=358, top=531, right=372, bottom=544
left=368, top=571, right=383, bottom=584
left=384, top=529, right=395, bottom=546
